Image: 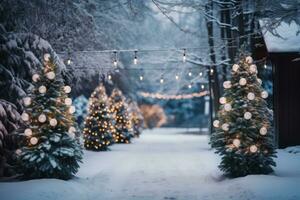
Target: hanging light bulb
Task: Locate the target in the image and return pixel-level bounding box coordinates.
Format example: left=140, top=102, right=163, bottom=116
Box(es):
left=210, top=68, right=214, bottom=74
left=188, top=83, right=192, bottom=89
left=67, top=58, right=71, bottom=65
left=183, top=49, right=187, bottom=62
left=264, top=64, right=267, bottom=69
left=134, top=51, right=138, bottom=65
left=108, top=74, right=112, bottom=80
left=188, top=71, right=192, bottom=77
left=201, top=84, right=205, bottom=89
left=139, top=75, right=143, bottom=81
left=160, top=76, right=164, bottom=84
left=199, top=72, right=203, bottom=76
left=175, top=74, right=179, bottom=80
left=113, top=51, right=118, bottom=67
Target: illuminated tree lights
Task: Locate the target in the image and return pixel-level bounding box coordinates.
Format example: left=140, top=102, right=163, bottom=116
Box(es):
left=83, top=84, right=115, bottom=151
left=109, top=88, right=133, bottom=143
left=17, top=54, right=82, bottom=180
left=210, top=55, right=276, bottom=177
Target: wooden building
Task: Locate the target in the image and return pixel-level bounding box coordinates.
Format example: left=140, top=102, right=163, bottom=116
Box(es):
left=258, top=19, right=300, bottom=148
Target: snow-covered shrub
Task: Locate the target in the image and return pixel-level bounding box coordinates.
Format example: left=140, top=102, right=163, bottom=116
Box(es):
left=73, top=95, right=88, bottom=129
left=140, top=104, right=167, bottom=129
left=0, top=25, right=66, bottom=110
left=0, top=99, right=23, bottom=177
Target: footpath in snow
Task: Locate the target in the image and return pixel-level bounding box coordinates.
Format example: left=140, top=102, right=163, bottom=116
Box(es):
left=1, top=128, right=300, bottom=200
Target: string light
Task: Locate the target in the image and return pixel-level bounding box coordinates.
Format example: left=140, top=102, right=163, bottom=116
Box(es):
left=175, top=74, right=179, bottom=80
left=108, top=74, right=112, bottom=80
left=210, top=68, right=214, bottom=74
left=188, top=83, right=192, bottom=89
left=188, top=71, right=192, bottom=77
left=199, top=72, right=203, bottom=76
left=139, top=75, right=144, bottom=81
left=183, top=49, right=187, bottom=62
left=201, top=84, right=205, bottom=89
left=113, top=51, right=118, bottom=67
left=160, top=76, right=164, bottom=84
left=67, top=59, right=71, bottom=65
left=134, top=51, right=138, bottom=65
left=264, top=64, right=267, bottom=69
left=139, top=91, right=208, bottom=100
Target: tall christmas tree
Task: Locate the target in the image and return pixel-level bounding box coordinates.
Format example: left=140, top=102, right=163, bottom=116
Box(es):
left=17, top=53, right=82, bottom=180
left=109, top=88, right=133, bottom=143
left=83, top=84, right=115, bottom=151
left=128, top=101, right=144, bottom=138
left=210, top=55, right=276, bottom=177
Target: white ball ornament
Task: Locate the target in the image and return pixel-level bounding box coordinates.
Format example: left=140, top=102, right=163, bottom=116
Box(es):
left=46, top=71, right=55, bottom=80
left=232, top=64, right=239, bottom=72
left=24, top=128, right=32, bottom=137
left=246, top=56, right=253, bottom=64
left=233, top=139, right=241, bottom=148
left=30, top=137, right=38, bottom=145
left=38, top=85, right=47, bottom=94
left=249, top=64, right=257, bottom=73
left=261, top=91, right=268, bottom=99
left=68, top=127, right=76, bottom=139
left=224, top=104, right=232, bottom=111
left=32, top=74, right=40, bottom=82
left=38, top=114, right=47, bottom=123
left=239, top=78, right=247, bottom=86
left=250, top=145, right=258, bottom=153
left=244, top=112, right=252, bottom=120
left=44, top=53, right=51, bottom=61
left=247, top=92, right=255, bottom=100
left=219, top=97, right=227, bottom=104
left=223, top=81, right=232, bottom=89
left=15, top=149, right=22, bottom=155
left=49, top=118, right=58, bottom=127
left=260, top=127, right=267, bottom=135
left=64, top=86, right=72, bottom=94
left=23, top=97, right=31, bottom=106
left=65, top=98, right=72, bottom=106
left=222, top=123, right=229, bottom=131
left=69, top=106, right=76, bottom=114
left=213, top=120, right=220, bottom=128
left=257, top=78, right=262, bottom=85
left=21, top=112, right=29, bottom=122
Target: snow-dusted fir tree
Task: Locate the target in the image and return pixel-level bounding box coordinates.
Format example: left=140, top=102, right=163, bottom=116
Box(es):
left=210, top=55, right=276, bottom=177
left=109, top=88, right=133, bottom=143
left=128, top=101, right=144, bottom=137
left=17, top=53, right=82, bottom=180
left=83, top=84, right=115, bottom=151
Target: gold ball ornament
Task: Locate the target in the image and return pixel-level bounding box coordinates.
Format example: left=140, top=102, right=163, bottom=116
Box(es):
left=24, top=128, right=32, bottom=137
left=32, top=74, right=40, bottom=82
left=222, top=123, right=229, bottom=131
left=244, top=112, right=252, bottom=120
left=44, top=53, right=51, bottom=62
left=30, top=137, right=38, bottom=145
left=219, top=97, right=227, bottom=104
left=249, top=64, right=257, bottom=73
left=260, top=127, right=267, bottom=135
left=64, top=98, right=72, bottom=106
left=23, top=97, right=31, bottom=106
left=232, top=64, right=239, bottom=72
left=213, top=120, right=220, bottom=128
left=247, top=92, right=255, bottom=100
left=223, top=81, right=232, bottom=89
left=239, top=78, right=247, bottom=86
left=38, top=114, right=47, bottom=123
left=46, top=71, right=55, bottom=80
left=49, top=118, right=58, bottom=127
left=233, top=139, right=241, bottom=148
left=224, top=103, right=232, bottom=111
left=261, top=91, right=268, bottom=99
left=21, top=112, right=29, bottom=121
left=245, top=56, right=253, bottom=64
left=64, top=86, right=72, bottom=94
left=38, top=85, right=47, bottom=94
left=250, top=145, right=258, bottom=153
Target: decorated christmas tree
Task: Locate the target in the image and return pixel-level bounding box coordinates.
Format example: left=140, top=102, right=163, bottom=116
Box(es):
left=109, top=88, right=133, bottom=143
left=83, top=84, right=115, bottom=151
left=210, top=55, right=276, bottom=177
left=128, top=101, right=144, bottom=137
left=17, top=53, right=82, bottom=180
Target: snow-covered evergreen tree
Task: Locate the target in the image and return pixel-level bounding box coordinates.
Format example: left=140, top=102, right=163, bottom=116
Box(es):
left=83, top=84, right=115, bottom=151
left=109, top=88, right=133, bottom=144
left=210, top=55, right=276, bottom=177
left=128, top=101, right=144, bottom=137
left=17, top=53, right=82, bottom=180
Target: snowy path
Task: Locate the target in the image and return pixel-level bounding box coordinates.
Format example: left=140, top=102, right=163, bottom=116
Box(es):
left=1, top=128, right=300, bottom=200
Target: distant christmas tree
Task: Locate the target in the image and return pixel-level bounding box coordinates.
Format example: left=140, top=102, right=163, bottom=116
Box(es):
left=17, top=53, right=82, bottom=180
left=128, top=101, right=144, bottom=137
left=210, top=55, right=276, bottom=177
left=109, top=88, right=133, bottom=143
left=83, top=84, right=115, bottom=151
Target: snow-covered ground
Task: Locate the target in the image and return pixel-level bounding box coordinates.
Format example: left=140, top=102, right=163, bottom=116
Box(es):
left=1, top=128, right=300, bottom=200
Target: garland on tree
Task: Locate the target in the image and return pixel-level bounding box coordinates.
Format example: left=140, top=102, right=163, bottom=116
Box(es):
left=109, top=88, right=133, bottom=143
left=83, top=84, right=115, bottom=151
left=16, top=53, right=82, bottom=180
left=210, top=55, right=276, bottom=177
